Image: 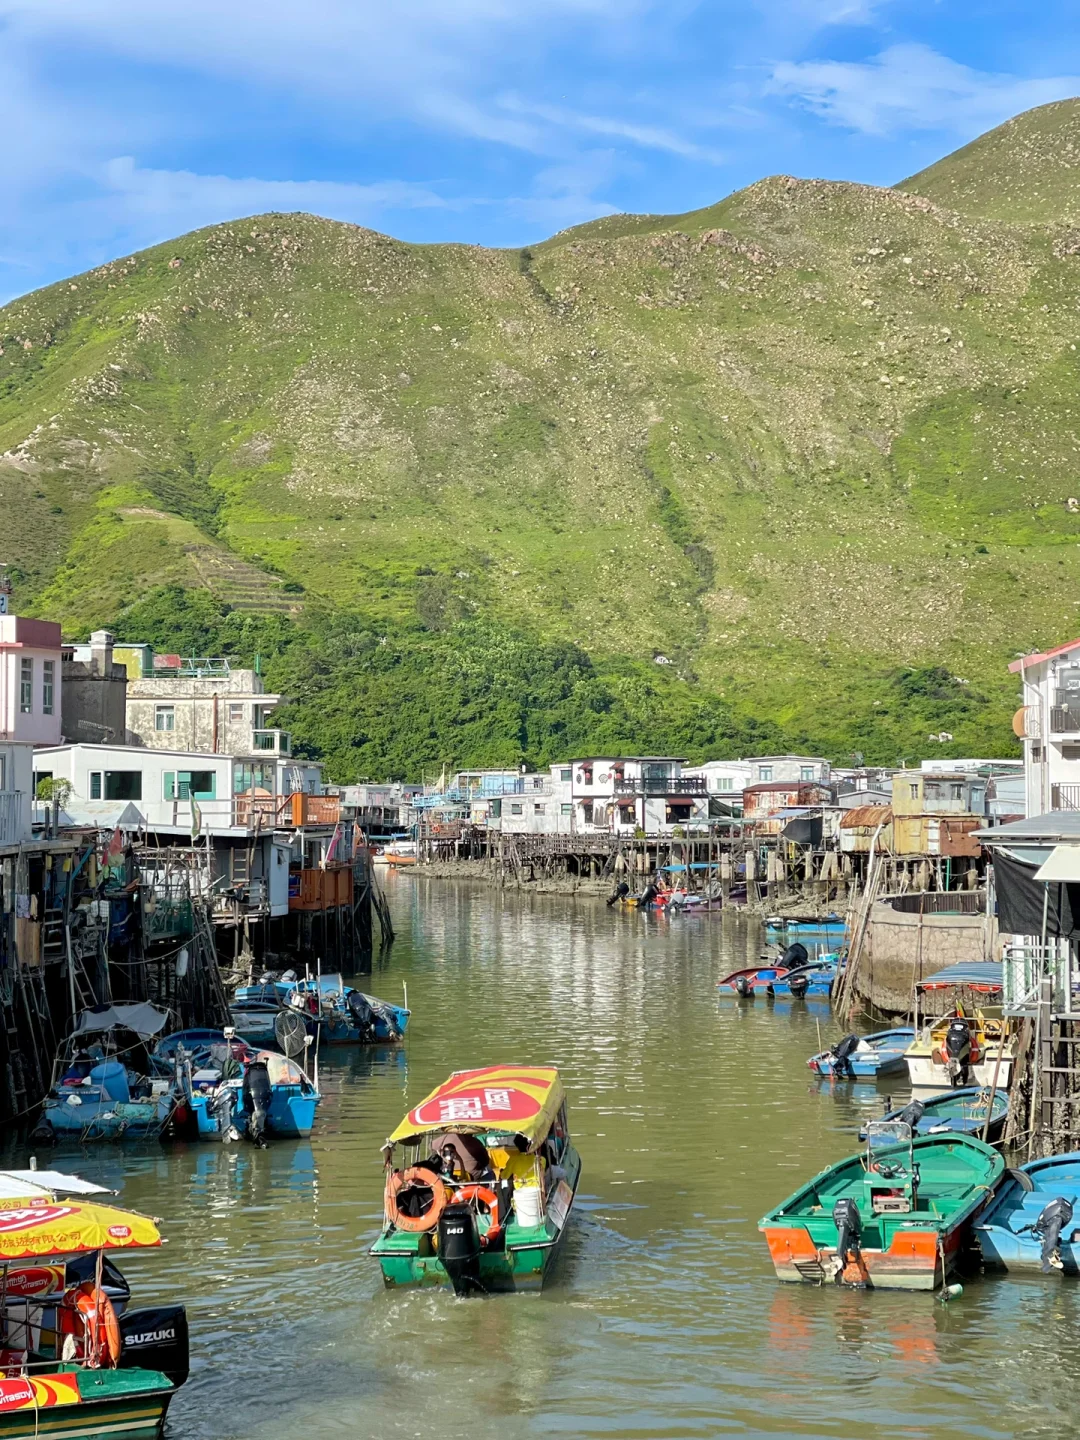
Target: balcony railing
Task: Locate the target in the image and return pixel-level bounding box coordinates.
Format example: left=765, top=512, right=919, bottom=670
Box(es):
left=614, top=777, right=708, bottom=797
left=1052, top=783, right=1080, bottom=812
left=1050, top=707, right=1080, bottom=735
left=0, top=791, right=23, bottom=845
left=234, top=791, right=340, bottom=828
left=251, top=728, right=292, bottom=754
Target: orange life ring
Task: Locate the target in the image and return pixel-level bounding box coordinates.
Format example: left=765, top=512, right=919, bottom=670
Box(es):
left=385, top=1167, right=448, bottom=1233
left=453, top=1184, right=503, bottom=1247
left=64, top=1284, right=121, bottom=1368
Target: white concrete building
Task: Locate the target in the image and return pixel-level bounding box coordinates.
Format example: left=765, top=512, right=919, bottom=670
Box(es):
left=125, top=657, right=290, bottom=758
left=546, top=757, right=708, bottom=836
left=1012, top=638, right=1080, bottom=816
left=682, top=759, right=753, bottom=796
left=32, top=743, right=327, bottom=838
left=744, top=755, right=832, bottom=786
left=0, top=614, right=63, bottom=845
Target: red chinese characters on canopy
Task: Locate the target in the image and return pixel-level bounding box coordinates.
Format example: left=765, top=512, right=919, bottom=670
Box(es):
left=409, top=1085, right=542, bottom=1129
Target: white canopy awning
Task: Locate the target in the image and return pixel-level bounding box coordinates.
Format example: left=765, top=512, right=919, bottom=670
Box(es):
left=1034, top=845, right=1080, bottom=883
left=0, top=1170, right=112, bottom=1202
left=74, top=1002, right=171, bottom=1040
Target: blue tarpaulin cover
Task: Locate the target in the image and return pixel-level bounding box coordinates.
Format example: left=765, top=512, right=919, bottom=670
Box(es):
left=916, top=962, right=1003, bottom=992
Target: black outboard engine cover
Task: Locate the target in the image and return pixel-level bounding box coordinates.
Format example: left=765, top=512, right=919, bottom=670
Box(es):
left=1034, top=1196, right=1074, bottom=1273
left=830, top=1033, right=860, bottom=1077
left=438, top=1203, right=484, bottom=1296
left=734, top=974, right=753, bottom=998
left=945, top=1020, right=971, bottom=1085
left=782, top=942, right=809, bottom=969
left=243, top=1060, right=272, bottom=1145
left=118, top=1304, right=190, bottom=1387
left=347, top=990, right=376, bottom=1040
left=788, top=970, right=810, bottom=999
left=896, top=1099, right=926, bottom=1130
left=832, top=1196, right=863, bottom=1285
left=66, top=1253, right=130, bottom=1309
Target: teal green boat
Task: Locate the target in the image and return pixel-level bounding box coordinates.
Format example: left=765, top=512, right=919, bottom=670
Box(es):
left=760, top=1123, right=1004, bottom=1290
left=371, top=1065, right=580, bottom=1295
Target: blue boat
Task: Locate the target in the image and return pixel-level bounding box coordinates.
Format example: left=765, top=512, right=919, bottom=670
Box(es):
left=976, top=1153, right=1080, bottom=1273
left=769, top=954, right=842, bottom=998
left=33, top=1002, right=176, bottom=1143
left=808, top=1028, right=915, bottom=1079
left=177, top=1046, right=321, bottom=1142
left=766, top=915, right=847, bottom=942
left=233, top=972, right=409, bottom=1044
left=35, top=1059, right=173, bottom=1141
left=859, top=1087, right=1009, bottom=1143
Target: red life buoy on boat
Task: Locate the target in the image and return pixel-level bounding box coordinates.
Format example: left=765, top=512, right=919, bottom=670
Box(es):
left=385, top=1167, right=448, bottom=1233
left=62, top=1284, right=121, bottom=1368
left=453, top=1184, right=503, bottom=1247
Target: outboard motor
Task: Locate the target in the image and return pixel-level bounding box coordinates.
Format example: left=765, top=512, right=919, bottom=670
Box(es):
left=788, top=970, right=810, bottom=999
left=895, top=1099, right=926, bottom=1131
left=829, top=1034, right=861, bottom=1078
left=944, top=1020, right=971, bottom=1086
left=242, top=1060, right=272, bottom=1147
left=734, top=974, right=754, bottom=999
left=438, top=1203, right=485, bottom=1296
left=832, top=1196, right=865, bottom=1286
left=118, top=1305, right=189, bottom=1387
left=782, top=942, right=809, bottom=969
left=346, top=990, right=376, bottom=1041
left=606, top=882, right=631, bottom=908
left=1034, top=1197, right=1074, bottom=1273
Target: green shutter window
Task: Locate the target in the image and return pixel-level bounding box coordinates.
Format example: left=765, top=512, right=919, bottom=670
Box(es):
left=89, top=772, right=102, bottom=799
left=163, top=772, right=176, bottom=800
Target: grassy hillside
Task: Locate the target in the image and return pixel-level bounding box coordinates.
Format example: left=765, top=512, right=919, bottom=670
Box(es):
left=8, top=102, right=1080, bottom=774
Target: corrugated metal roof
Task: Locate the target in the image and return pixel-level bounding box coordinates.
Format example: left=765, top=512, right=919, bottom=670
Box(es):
left=976, top=813, right=1080, bottom=843
left=840, top=805, right=892, bottom=828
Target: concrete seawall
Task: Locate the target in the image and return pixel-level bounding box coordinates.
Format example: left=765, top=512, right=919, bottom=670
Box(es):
left=857, top=894, right=995, bottom=1015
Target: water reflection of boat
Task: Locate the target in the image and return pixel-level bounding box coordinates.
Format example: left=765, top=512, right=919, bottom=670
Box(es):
left=371, top=1066, right=580, bottom=1295
left=977, top=1153, right=1080, bottom=1273
left=808, top=1029, right=914, bottom=1079
left=760, top=1123, right=1004, bottom=1290
left=766, top=915, right=846, bottom=942
left=859, top=1087, right=1008, bottom=1143
left=0, top=1172, right=189, bottom=1438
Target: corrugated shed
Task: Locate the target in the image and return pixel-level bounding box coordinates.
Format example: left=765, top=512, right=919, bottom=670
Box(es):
left=839, top=805, right=892, bottom=829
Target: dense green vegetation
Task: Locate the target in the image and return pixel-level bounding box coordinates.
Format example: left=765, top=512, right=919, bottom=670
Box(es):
left=11, top=101, right=1080, bottom=775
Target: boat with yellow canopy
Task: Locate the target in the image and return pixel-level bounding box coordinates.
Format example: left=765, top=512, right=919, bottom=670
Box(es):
left=0, top=1181, right=188, bottom=1440
left=370, top=1065, right=581, bottom=1294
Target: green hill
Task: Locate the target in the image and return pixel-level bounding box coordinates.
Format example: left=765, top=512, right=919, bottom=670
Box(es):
left=6, top=103, right=1080, bottom=775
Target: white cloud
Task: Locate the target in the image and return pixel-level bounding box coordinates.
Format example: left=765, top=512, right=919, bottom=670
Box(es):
left=499, top=97, right=726, bottom=163
left=101, top=157, right=453, bottom=226
left=770, top=43, right=1080, bottom=137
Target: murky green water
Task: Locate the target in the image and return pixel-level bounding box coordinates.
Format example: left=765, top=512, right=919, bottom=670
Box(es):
left=11, top=876, right=1080, bottom=1438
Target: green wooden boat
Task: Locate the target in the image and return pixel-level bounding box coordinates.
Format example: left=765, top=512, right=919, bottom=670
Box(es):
left=0, top=1366, right=176, bottom=1440
left=371, top=1065, right=580, bottom=1294
left=760, top=1122, right=1004, bottom=1290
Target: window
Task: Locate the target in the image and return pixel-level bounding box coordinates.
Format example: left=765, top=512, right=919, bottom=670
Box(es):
left=757, top=765, right=773, bottom=783
left=155, top=705, right=175, bottom=732
left=164, top=770, right=216, bottom=800
left=510, top=803, right=523, bottom=815
left=581, top=802, right=595, bottom=825
left=560, top=769, right=572, bottom=783
left=490, top=799, right=502, bottom=819
left=42, top=660, right=54, bottom=716
left=581, top=764, right=594, bottom=784
left=666, top=801, right=693, bottom=823
left=103, top=771, right=142, bottom=801
left=89, top=772, right=102, bottom=799
left=532, top=776, right=544, bottom=790
left=19, top=658, right=32, bottom=713
left=714, top=777, right=732, bottom=791
left=233, top=762, right=275, bottom=794
left=534, top=802, right=544, bottom=814
left=909, top=783, right=920, bottom=800
left=800, top=765, right=814, bottom=782
left=0, top=756, right=6, bottom=790
left=228, top=703, right=245, bottom=724
left=560, top=803, right=572, bottom=816
left=951, top=784, right=964, bottom=801
left=1032, top=744, right=1044, bottom=763
left=618, top=802, right=636, bottom=823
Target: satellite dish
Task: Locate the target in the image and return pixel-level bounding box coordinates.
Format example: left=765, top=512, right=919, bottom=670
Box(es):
left=274, top=1010, right=308, bottom=1060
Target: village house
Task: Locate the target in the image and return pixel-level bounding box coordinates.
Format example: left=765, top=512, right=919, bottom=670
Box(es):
left=61, top=629, right=128, bottom=746
left=546, top=757, right=708, bottom=836
left=889, top=769, right=984, bottom=858
left=745, top=755, right=832, bottom=786
left=125, top=655, right=290, bottom=757
left=1011, top=637, right=1080, bottom=817
left=0, top=613, right=63, bottom=846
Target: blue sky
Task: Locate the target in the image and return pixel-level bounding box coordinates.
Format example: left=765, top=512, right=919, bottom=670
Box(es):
left=1, top=0, right=1079, bottom=301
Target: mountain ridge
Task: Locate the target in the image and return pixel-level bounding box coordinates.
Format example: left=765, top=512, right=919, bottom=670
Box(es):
left=6, top=101, right=1080, bottom=773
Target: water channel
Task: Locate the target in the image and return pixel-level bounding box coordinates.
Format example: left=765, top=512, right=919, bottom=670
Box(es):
left=11, top=876, right=1080, bottom=1438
